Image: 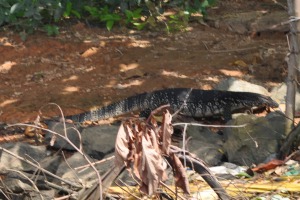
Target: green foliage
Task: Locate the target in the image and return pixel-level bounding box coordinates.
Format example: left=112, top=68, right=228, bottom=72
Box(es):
left=167, top=11, right=190, bottom=32
left=125, top=8, right=146, bottom=30
left=0, top=0, right=218, bottom=36
left=44, top=24, right=59, bottom=36
left=199, top=0, right=218, bottom=16
left=63, top=1, right=81, bottom=19
left=84, top=5, right=121, bottom=31
left=0, top=0, right=67, bottom=38
left=99, top=6, right=121, bottom=31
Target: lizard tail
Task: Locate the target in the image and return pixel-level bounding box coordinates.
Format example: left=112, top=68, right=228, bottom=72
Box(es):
left=66, top=93, right=149, bottom=122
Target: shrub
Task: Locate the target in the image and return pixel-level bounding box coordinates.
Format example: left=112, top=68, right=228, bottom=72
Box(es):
left=0, top=0, right=217, bottom=38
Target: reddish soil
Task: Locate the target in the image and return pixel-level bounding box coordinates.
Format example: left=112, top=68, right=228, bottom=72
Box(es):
left=0, top=2, right=288, bottom=123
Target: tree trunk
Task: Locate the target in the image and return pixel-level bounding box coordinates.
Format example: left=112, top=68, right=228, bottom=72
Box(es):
left=285, top=0, right=300, bottom=135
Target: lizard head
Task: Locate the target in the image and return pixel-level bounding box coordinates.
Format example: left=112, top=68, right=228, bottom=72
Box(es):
left=258, top=95, right=279, bottom=108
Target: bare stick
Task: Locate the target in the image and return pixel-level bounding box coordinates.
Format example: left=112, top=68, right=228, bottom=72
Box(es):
left=172, top=122, right=248, bottom=128
left=181, top=123, right=188, bottom=168
left=53, top=194, right=72, bottom=200
left=0, top=188, right=11, bottom=200
left=7, top=169, right=44, bottom=200
left=159, top=181, right=186, bottom=200
left=75, top=155, right=115, bottom=171
left=44, top=180, right=74, bottom=194
left=0, top=146, right=82, bottom=188
left=9, top=102, right=104, bottom=200
left=114, top=181, right=142, bottom=200
left=61, top=151, right=83, bottom=185
left=145, top=104, right=171, bottom=124
left=6, top=123, right=103, bottom=196
left=169, top=145, right=230, bottom=200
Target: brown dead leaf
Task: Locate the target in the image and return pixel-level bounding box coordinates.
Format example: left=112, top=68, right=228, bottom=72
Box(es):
left=114, top=113, right=173, bottom=196
left=160, top=110, right=173, bottom=155
left=252, top=159, right=285, bottom=173
left=0, top=61, right=16, bottom=74
left=81, top=47, right=99, bottom=57
left=148, top=128, right=159, bottom=152
left=139, top=134, right=166, bottom=195
left=133, top=128, right=144, bottom=181
left=115, top=123, right=133, bottom=168
left=170, top=152, right=190, bottom=194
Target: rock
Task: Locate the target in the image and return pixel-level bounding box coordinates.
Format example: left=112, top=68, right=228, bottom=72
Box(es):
left=45, top=121, right=119, bottom=160
left=180, top=125, right=225, bottom=166
left=26, top=190, right=56, bottom=200
left=56, top=152, right=96, bottom=190
left=215, top=77, right=269, bottom=95
left=265, top=112, right=286, bottom=136
left=38, top=155, right=63, bottom=176
left=56, top=152, right=115, bottom=191
left=5, top=170, right=55, bottom=192
left=0, top=142, right=48, bottom=171
left=1, top=178, right=33, bottom=193
left=271, top=83, right=300, bottom=112
left=0, top=176, right=56, bottom=199
left=223, top=113, right=285, bottom=166
left=44, top=121, right=82, bottom=151
left=189, top=141, right=224, bottom=166
left=82, top=125, right=119, bottom=159
left=0, top=175, right=56, bottom=199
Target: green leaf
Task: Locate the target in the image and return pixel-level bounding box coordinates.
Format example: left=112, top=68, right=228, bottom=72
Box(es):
left=0, top=1, right=10, bottom=7
left=200, top=0, right=217, bottom=16
left=33, top=12, right=42, bottom=20
left=24, top=6, right=35, bottom=17
left=63, top=1, right=72, bottom=17
left=10, top=3, right=21, bottom=14
left=133, top=22, right=145, bottom=30
left=201, top=0, right=209, bottom=8
left=84, top=6, right=100, bottom=18
left=0, top=12, right=5, bottom=26
left=125, top=10, right=133, bottom=24
left=101, top=13, right=120, bottom=22
left=132, top=8, right=142, bottom=18
left=125, top=10, right=133, bottom=19
left=63, top=1, right=80, bottom=19
left=71, top=10, right=81, bottom=19
left=106, top=20, right=114, bottom=31
left=235, top=172, right=252, bottom=178
left=44, top=25, right=59, bottom=36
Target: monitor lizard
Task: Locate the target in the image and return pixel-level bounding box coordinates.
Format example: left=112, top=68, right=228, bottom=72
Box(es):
left=65, top=88, right=278, bottom=123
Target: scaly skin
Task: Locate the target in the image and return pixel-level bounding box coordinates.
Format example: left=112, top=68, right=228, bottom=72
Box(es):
left=66, top=88, right=278, bottom=122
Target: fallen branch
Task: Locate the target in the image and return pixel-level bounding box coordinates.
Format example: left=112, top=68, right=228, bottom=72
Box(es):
left=6, top=169, right=43, bottom=200
left=0, top=146, right=82, bottom=189
left=9, top=103, right=104, bottom=200
left=173, top=122, right=248, bottom=128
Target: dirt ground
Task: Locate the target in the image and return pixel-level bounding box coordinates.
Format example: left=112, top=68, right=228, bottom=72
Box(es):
left=0, top=1, right=288, bottom=123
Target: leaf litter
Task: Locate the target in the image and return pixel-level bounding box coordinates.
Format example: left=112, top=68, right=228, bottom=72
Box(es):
left=112, top=109, right=300, bottom=199
left=113, top=108, right=230, bottom=199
